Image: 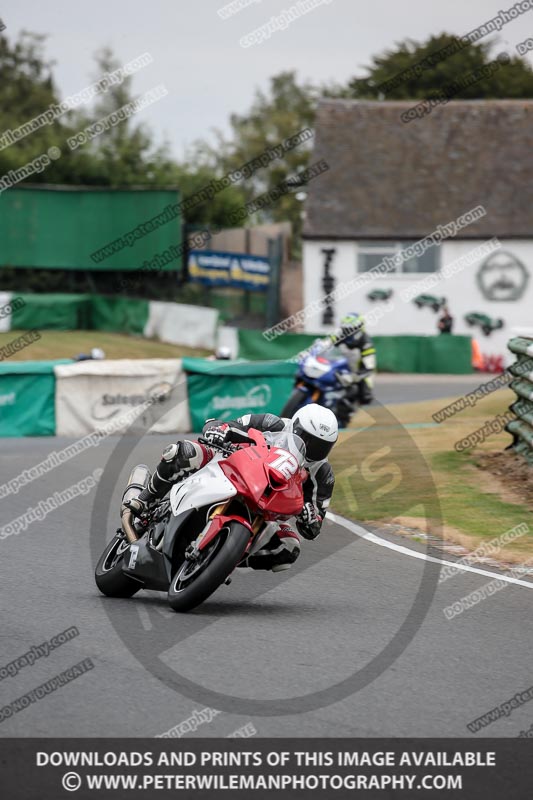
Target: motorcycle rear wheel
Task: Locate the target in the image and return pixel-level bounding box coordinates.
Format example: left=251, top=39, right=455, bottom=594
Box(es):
left=95, top=533, right=141, bottom=598
left=167, top=522, right=250, bottom=613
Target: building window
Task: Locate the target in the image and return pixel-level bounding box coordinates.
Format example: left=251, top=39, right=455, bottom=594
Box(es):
left=357, top=241, right=440, bottom=274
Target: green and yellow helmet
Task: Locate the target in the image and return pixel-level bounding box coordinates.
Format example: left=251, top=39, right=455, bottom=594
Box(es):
left=340, top=312, right=365, bottom=346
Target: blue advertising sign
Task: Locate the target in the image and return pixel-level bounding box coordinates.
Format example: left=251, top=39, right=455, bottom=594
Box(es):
left=188, top=250, right=270, bottom=291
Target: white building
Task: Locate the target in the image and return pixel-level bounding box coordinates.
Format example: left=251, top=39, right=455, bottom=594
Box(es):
left=303, top=99, right=533, bottom=368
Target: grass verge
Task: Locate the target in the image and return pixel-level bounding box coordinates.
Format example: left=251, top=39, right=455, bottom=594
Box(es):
left=0, top=330, right=211, bottom=360
left=329, top=387, right=533, bottom=561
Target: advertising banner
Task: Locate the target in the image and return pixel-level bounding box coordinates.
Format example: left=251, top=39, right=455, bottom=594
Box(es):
left=54, top=359, right=190, bottom=436
left=188, top=250, right=270, bottom=291
left=0, top=360, right=69, bottom=437
left=183, top=358, right=297, bottom=431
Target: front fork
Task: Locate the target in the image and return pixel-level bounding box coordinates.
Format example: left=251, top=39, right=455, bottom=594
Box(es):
left=184, top=503, right=264, bottom=563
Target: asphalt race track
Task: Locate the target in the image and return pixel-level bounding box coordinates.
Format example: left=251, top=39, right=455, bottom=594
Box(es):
left=1, top=376, right=532, bottom=739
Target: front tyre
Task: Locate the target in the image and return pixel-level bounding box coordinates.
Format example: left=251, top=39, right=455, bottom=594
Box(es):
left=95, top=533, right=141, bottom=598
left=168, top=522, right=250, bottom=613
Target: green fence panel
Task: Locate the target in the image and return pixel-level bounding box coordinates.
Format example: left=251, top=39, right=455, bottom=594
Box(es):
left=372, top=336, right=418, bottom=372
left=238, top=330, right=472, bottom=373
left=417, top=335, right=473, bottom=374
left=182, top=357, right=298, bottom=377
left=183, top=358, right=298, bottom=431
left=0, top=359, right=70, bottom=436
left=89, top=296, right=150, bottom=335
left=0, top=187, right=182, bottom=271
left=10, top=294, right=92, bottom=330
left=238, top=329, right=319, bottom=361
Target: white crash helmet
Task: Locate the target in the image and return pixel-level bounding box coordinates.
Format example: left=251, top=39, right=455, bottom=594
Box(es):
left=289, top=404, right=338, bottom=463
left=215, top=346, right=232, bottom=360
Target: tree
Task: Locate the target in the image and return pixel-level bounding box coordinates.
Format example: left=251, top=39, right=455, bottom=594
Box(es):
left=344, top=33, right=533, bottom=100
left=0, top=30, right=65, bottom=178
left=202, top=71, right=321, bottom=247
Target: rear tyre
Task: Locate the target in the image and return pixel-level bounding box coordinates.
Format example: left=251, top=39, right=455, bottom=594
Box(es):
left=168, top=522, right=250, bottom=613
left=280, top=387, right=308, bottom=418
left=95, top=534, right=141, bottom=598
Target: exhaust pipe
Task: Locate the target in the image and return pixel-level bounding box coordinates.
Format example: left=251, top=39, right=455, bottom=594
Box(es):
left=121, top=464, right=150, bottom=544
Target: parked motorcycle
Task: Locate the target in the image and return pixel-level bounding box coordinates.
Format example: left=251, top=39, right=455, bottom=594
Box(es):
left=94, top=429, right=306, bottom=612
left=281, top=345, right=361, bottom=427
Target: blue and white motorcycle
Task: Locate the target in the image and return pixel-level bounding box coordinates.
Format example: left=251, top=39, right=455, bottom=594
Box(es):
left=281, top=344, right=361, bottom=427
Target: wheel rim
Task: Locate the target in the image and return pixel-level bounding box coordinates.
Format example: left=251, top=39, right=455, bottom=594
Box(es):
left=102, top=536, right=129, bottom=573
left=171, top=531, right=227, bottom=594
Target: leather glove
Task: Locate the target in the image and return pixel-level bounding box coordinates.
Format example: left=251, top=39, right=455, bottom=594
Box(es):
left=203, top=424, right=229, bottom=448
left=296, top=502, right=323, bottom=540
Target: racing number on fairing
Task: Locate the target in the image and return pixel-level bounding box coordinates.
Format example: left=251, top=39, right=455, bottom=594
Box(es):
left=269, top=450, right=299, bottom=479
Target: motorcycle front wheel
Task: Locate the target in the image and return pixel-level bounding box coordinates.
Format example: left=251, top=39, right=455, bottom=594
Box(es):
left=95, top=533, right=141, bottom=598
left=168, top=522, right=250, bottom=613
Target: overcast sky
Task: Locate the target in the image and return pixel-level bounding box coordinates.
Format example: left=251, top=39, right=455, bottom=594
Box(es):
left=3, top=0, right=532, bottom=159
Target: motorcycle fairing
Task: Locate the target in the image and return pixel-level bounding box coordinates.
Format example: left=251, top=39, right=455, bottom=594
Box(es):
left=169, top=458, right=237, bottom=517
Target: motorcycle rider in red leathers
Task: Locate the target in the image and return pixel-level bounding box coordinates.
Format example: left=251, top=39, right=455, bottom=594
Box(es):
left=125, top=404, right=338, bottom=572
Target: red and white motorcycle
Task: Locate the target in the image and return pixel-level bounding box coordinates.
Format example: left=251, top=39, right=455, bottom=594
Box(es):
left=95, top=429, right=306, bottom=612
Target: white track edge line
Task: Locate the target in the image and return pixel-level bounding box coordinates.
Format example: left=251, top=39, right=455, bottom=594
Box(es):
left=327, top=512, right=533, bottom=590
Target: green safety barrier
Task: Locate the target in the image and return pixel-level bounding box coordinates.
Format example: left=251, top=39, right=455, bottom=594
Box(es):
left=237, top=329, right=473, bottom=374
left=506, top=338, right=533, bottom=464
left=11, top=294, right=92, bottom=330
left=0, top=359, right=70, bottom=437
left=0, top=187, right=182, bottom=271
left=9, top=293, right=149, bottom=334
left=238, top=329, right=319, bottom=361
left=89, top=296, right=149, bottom=335
left=183, top=357, right=297, bottom=432
left=372, top=335, right=473, bottom=374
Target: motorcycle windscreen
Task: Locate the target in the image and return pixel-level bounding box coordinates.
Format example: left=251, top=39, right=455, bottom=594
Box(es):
left=262, top=430, right=306, bottom=467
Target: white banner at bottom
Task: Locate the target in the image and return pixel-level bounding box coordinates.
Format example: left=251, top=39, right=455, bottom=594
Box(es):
left=54, top=359, right=191, bottom=436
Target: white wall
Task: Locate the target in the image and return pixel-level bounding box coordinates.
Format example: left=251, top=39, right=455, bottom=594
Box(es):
left=302, top=239, right=533, bottom=365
